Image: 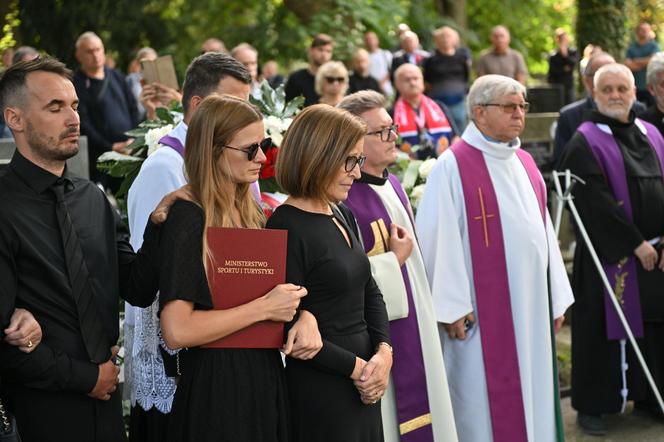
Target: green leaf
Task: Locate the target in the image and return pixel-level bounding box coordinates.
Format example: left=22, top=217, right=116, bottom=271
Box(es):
left=156, top=107, right=174, bottom=124
left=125, top=128, right=148, bottom=137
left=283, top=96, right=304, bottom=118
left=115, top=165, right=141, bottom=200
left=259, top=177, right=282, bottom=193
left=127, top=136, right=146, bottom=152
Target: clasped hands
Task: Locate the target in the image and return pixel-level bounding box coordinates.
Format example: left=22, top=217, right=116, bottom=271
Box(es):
left=351, top=346, right=392, bottom=405
left=634, top=240, right=664, bottom=272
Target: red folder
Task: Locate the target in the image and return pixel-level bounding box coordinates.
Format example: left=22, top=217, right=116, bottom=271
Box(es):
left=202, top=227, right=287, bottom=348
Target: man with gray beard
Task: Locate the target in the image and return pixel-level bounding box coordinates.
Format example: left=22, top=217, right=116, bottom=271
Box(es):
left=559, top=63, right=664, bottom=435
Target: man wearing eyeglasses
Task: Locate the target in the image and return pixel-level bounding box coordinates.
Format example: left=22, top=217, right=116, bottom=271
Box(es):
left=392, top=63, right=459, bottom=160
left=559, top=63, right=664, bottom=435
left=339, top=91, right=458, bottom=442
left=417, top=74, right=574, bottom=442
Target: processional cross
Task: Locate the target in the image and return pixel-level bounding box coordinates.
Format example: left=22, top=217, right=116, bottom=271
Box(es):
left=473, top=187, right=495, bottom=247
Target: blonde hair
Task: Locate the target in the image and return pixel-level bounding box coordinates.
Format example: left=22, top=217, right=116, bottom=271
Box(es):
left=315, top=61, right=349, bottom=95
left=277, top=104, right=366, bottom=203
left=184, top=95, right=265, bottom=267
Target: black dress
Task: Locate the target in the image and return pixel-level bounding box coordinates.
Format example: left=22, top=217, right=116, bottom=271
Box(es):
left=559, top=111, right=664, bottom=415
left=158, top=201, right=290, bottom=442
left=266, top=204, right=391, bottom=442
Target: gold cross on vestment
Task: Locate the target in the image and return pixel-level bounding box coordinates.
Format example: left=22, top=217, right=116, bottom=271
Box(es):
left=473, top=187, right=495, bottom=247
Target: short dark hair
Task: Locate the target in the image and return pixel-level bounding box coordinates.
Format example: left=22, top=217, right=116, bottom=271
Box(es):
left=0, top=56, right=72, bottom=112
left=181, top=52, right=251, bottom=115
left=311, top=33, right=334, bottom=49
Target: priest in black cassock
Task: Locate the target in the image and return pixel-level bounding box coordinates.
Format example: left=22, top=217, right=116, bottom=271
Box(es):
left=559, top=63, right=664, bottom=436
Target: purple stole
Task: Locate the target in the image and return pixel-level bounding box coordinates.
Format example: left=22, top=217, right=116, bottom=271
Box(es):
left=451, top=140, right=546, bottom=442
left=577, top=120, right=664, bottom=340
left=345, top=174, right=433, bottom=442
left=158, top=134, right=262, bottom=202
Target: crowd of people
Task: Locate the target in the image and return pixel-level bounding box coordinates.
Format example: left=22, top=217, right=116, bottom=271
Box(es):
left=0, top=19, right=664, bottom=442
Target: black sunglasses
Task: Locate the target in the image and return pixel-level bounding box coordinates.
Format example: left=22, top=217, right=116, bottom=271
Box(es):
left=223, top=137, right=272, bottom=160
left=325, top=76, right=345, bottom=84
left=344, top=154, right=367, bottom=172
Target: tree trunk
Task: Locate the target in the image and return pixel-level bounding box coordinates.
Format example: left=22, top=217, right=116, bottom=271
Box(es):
left=576, top=0, right=627, bottom=61
left=434, top=0, right=467, bottom=31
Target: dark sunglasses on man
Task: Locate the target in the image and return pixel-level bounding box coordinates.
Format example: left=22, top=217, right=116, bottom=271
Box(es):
left=325, top=76, right=345, bottom=84
left=222, top=137, right=272, bottom=161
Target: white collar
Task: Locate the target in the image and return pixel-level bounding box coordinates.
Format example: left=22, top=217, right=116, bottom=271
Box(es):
left=461, top=121, right=520, bottom=160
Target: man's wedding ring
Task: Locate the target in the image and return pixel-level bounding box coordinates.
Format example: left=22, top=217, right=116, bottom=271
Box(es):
left=27, top=340, right=33, bottom=348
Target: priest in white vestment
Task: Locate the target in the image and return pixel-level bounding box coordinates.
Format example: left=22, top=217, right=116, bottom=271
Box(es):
left=416, top=75, right=574, bottom=442
left=339, top=91, right=458, bottom=442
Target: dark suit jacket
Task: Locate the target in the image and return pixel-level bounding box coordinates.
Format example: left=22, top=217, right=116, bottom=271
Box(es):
left=390, top=49, right=429, bottom=82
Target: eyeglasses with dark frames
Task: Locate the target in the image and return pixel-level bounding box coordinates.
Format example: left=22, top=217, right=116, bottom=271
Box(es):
left=222, top=137, right=272, bottom=161
left=325, top=76, right=346, bottom=84
left=344, top=154, right=367, bottom=172
left=480, top=102, right=530, bottom=114
left=366, top=124, right=399, bottom=142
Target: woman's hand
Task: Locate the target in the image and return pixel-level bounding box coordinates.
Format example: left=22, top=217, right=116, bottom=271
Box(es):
left=261, top=284, right=307, bottom=322
left=350, top=357, right=367, bottom=381
left=4, top=308, right=43, bottom=353
left=354, top=345, right=393, bottom=405
left=283, top=310, right=322, bottom=360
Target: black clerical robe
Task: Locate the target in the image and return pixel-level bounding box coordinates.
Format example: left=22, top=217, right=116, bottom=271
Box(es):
left=559, top=111, right=664, bottom=415
left=639, top=105, right=664, bottom=138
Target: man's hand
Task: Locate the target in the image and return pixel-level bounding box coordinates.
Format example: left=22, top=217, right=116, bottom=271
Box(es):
left=635, top=240, right=658, bottom=271
left=554, top=315, right=565, bottom=334
left=389, top=223, right=413, bottom=266
left=354, top=345, right=392, bottom=405
left=659, top=245, right=664, bottom=272
left=4, top=308, right=42, bottom=353
left=443, top=312, right=475, bottom=340
left=88, top=346, right=120, bottom=401
left=111, top=139, right=134, bottom=154
left=150, top=185, right=194, bottom=224
left=283, top=310, right=322, bottom=360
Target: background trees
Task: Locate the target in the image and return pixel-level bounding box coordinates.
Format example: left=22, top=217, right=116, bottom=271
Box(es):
left=1, top=0, right=662, bottom=79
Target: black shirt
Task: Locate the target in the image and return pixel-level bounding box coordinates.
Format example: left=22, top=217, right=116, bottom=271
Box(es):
left=284, top=68, right=319, bottom=107
left=422, top=49, right=470, bottom=96
left=547, top=48, right=578, bottom=87
left=266, top=204, right=390, bottom=376
left=0, top=151, right=159, bottom=394
left=639, top=105, right=664, bottom=137
left=348, top=73, right=382, bottom=95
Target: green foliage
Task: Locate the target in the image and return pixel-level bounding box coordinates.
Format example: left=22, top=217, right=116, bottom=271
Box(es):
left=0, top=0, right=20, bottom=52
left=576, top=0, right=627, bottom=61
left=250, top=82, right=304, bottom=119
left=467, top=0, right=576, bottom=77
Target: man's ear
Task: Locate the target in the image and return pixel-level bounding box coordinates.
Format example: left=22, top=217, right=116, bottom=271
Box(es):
left=188, top=95, right=203, bottom=114
left=4, top=106, right=25, bottom=133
